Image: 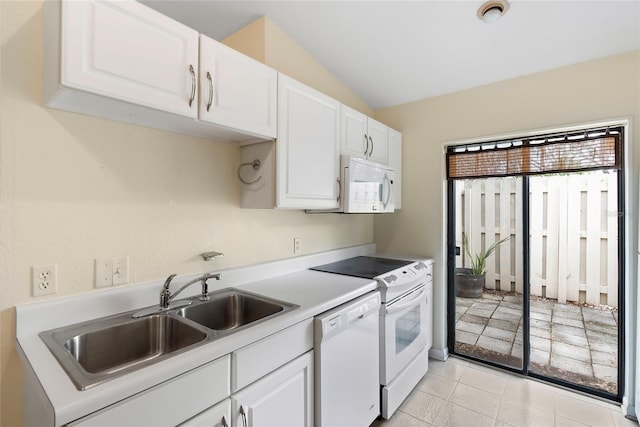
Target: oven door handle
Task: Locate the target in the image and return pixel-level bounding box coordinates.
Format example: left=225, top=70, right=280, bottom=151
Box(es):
left=385, top=285, right=426, bottom=315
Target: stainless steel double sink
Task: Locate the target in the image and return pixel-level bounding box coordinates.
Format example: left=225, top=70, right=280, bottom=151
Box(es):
left=39, top=288, right=298, bottom=390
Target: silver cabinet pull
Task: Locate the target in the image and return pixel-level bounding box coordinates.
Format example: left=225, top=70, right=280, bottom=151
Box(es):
left=363, top=134, right=369, bottom=157
left=336, top=177, right=342, bottom=202
left=188, top=64, right=196, bottom=107
left=239, top=405, right=248, bottom=427
left=368, top=135, right=374, bottom=157
left=206, top=71, right=214, bottom=112
left=220, top=415, right=228, bottom=427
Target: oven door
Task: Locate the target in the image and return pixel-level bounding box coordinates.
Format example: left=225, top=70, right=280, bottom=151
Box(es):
left=379, top=283, right=428, bottom=385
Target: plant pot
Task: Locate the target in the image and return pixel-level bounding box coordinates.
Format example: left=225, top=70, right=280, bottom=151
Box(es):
left=455, top=268, right=485, bottom=298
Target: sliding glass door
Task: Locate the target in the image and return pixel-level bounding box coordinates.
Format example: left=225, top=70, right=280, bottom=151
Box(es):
left=447, top=126, right=624, bottom=400
left=452, top=176, right=524, bottom=371
left=527, top=171, right=620, bottom=395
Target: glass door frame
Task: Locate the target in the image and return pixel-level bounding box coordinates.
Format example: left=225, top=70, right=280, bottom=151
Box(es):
left=446, top=172, right=625, bottom=403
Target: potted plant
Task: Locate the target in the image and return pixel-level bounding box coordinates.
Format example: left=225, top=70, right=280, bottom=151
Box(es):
left=456, top=234, right=510, bottom=298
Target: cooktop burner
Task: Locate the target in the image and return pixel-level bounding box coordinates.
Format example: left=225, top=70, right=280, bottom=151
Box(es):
left=310, top=256, right=414, bottom=280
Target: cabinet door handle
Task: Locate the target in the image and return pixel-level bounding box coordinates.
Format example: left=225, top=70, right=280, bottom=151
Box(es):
left=206, top=71, right=214, bottom=112
left=240, top=404, right=248, bottom=427
left=368, top=136, right=374, bottom=157
left=336, top=177, right=342, bottom=202
left=188, top=64, right=196, bottom=107
left=363, top=134, right=369, bottom=157
left=220, top=414, right=228, bottom=427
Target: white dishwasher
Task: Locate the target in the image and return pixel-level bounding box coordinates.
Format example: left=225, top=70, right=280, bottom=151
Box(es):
left=314, top=291, right=381, bottom=427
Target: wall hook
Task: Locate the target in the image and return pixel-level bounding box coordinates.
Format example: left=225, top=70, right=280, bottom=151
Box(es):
left=237, top=159, right=262, bottom=185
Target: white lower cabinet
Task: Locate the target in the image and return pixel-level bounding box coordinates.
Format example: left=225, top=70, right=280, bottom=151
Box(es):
left=66, top=319, right=313, bottom=427
left=69, top=356, right=230, bottom=427
left=231, top=351, right=314, bottom=427
left=180, top=398, right=231, bottom=427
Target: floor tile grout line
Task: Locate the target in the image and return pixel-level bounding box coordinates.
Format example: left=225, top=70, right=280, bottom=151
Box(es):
left=455, top=293, right=618, bottom=392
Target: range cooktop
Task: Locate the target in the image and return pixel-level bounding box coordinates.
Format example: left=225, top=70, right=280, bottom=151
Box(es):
left=310, top=256, right=414, bottom=280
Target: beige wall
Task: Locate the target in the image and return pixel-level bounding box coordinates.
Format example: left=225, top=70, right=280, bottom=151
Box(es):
left=373, top=50, right=640, bottom=364
left=0, top=3, right=373, bottom=425
left=224, top=16, right=374, bottom=117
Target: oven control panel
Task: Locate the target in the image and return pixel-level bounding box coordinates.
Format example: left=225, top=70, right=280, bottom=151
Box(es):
left=381, top=263, right=424, bottom=284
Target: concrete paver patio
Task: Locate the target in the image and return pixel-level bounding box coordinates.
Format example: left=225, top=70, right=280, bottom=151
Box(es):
left=455, top=290, right=618, bottom=394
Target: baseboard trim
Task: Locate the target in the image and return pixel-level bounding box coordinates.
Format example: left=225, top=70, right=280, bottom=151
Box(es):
left=428, top=346, right=449, bottom=361
left=621, top=397, right=637, bottom=419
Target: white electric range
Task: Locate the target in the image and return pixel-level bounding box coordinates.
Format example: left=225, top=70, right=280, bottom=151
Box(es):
left=311, top=255, right=433, bottom=419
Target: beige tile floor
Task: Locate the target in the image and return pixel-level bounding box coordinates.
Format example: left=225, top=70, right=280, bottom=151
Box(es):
left=373, top=357, right=637, bottom=427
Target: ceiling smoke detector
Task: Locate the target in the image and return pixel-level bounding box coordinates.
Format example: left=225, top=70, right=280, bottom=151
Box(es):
left=477, top=0, right=510, bottom=23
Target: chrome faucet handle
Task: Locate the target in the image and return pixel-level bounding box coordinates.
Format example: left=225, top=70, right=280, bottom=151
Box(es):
left=160, top=274, right=177, bottom=309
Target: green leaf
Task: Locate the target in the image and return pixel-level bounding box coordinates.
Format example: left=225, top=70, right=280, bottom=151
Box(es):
left=462, top=234, right=510, bottom=276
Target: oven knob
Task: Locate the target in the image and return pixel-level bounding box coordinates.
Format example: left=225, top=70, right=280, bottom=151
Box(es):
left=384, top=275, right=397, bottom=283
left=414, top=262, right=426, bottom=270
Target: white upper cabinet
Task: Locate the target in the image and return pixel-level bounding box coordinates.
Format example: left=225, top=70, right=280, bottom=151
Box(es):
left=341, top=106, right=369, bottom=158
left=44, top=0, right=276, bottom=143
left=199, top=35, right=277, bottom=139
left=387, top=128, right=402, bottom=209
left=53, top=0, right=199, bottom=118
left=340, top=105, right=388, bottom=164
left=367, top=117, right=389, bottom=164
left=277, top=74, right=340, bottom=209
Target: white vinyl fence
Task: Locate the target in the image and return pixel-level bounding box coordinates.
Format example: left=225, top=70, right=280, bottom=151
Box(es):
left=455, top=171, right=618, bottom=307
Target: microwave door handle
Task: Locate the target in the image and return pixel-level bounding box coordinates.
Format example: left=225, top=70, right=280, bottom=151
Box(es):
left=383, top=173, right=393, bottom=209
left=385, top=285, right=426, bottom=315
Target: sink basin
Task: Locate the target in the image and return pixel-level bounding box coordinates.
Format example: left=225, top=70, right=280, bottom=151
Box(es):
left=39, top=287, right=298, bottom=390
left=40, top=314, right=207, bottom=390
left=176, top=289, right=297, bottom=332
left=63, top=315, right=205, bottom=374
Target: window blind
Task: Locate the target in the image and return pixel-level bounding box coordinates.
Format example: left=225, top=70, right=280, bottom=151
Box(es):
left=446, top=126, right=622, bottom=180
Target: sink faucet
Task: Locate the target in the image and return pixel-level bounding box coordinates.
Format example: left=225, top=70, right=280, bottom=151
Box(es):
left=159, top=272, right=222, bottom=310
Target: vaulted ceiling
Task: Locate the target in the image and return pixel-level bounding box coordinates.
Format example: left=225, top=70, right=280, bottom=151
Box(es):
left=143, top=1, right=640, bottom=110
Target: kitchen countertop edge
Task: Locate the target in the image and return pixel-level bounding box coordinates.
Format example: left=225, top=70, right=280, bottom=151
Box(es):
left=15, top=244, right=379, bottom=425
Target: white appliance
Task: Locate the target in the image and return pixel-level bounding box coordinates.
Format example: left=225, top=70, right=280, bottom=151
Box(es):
left=314, top=291, right=381, bottom=427
left=311, top=256, right=433, bottom=419
left=341, top=156, right=395, bottom=213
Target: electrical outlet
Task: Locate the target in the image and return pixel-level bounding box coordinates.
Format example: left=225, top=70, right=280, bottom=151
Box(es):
left=294, top=238, right=302, bottom=254
left=32, top=264, right=57, bottom=296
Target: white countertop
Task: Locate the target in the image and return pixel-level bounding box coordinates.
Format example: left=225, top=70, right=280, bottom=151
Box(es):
left=15, top=244, right=379, bottom=425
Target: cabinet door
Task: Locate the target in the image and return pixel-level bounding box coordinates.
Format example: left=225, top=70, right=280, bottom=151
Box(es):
left=340, top=105, right=369, bottom=158
left=199, top=35, right=277, bottom=139
left=69, top=356, right=230, bottom=426
left=277, top=75, right=340, bottom=209
left=232, top=351, right=313, bottom=427
left=180, top=399, right=231, bottom=427
left=61, top=0, right=198, bottom=118
left=426, top=281, right=433, bottom=350
left=367, top=118, right=389, bottom=164
left=387, top=128, right=402, bottom=209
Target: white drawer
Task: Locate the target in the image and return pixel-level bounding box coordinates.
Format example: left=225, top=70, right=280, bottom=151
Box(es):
left=70, top=355, right=230, bottom=426
left=231, top=318, right=313, bottom=392
left=179, top=398, right=231, bottom=427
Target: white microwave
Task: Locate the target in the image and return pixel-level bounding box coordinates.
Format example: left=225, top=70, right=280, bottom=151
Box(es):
left=340, top=156, right=395, bottom=213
